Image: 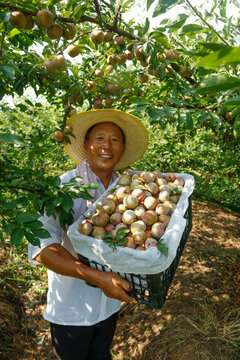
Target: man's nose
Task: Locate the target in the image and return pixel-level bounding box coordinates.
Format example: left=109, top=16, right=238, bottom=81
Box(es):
left=102, top=138, right=111, bottom=149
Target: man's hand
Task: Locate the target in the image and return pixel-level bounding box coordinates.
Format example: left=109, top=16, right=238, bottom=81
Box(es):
left=95, top=272, right=132, bottom=302
left=35, top=244, right=132, bottom=302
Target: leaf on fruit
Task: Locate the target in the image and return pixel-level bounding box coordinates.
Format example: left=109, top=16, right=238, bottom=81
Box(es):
left=157, top=239, right=168, bottom=256
left=115, top=227, right=130, bottom=242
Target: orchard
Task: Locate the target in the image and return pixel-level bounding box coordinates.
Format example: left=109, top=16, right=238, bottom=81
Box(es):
left=0, top=0, right=240, bottom=246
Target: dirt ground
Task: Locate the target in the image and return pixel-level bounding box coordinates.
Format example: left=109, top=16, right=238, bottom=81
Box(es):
left=0, top=200, right=240, bottom=360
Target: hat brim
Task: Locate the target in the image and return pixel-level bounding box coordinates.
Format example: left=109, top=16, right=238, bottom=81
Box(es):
left=64, top=109, right=149, bottom=170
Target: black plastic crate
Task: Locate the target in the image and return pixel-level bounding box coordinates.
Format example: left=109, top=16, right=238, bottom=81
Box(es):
left=78, top=197, right=192, bottom=309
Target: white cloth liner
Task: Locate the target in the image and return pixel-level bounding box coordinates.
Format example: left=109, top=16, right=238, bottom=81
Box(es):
left=68, top=173, right=195, bottom=275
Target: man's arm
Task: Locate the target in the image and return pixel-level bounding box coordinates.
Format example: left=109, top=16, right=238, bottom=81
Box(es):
left=35, top=243, right=131, bottom=302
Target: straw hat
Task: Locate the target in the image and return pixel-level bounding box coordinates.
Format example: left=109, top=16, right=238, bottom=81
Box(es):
left=64, top=109, right=149, bottom=170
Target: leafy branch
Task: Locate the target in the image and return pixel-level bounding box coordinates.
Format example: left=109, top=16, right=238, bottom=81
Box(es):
left=0, top=2, right=135, bottom=40
left=185, top=0, right=230, bottom=46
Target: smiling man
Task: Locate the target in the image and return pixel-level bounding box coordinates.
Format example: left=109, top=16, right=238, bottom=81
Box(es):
left=28, top=109, right=148, bottom=360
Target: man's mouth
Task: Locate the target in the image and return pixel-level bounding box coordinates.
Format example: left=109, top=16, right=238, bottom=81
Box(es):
left=99, top=154, right=113, bottom=159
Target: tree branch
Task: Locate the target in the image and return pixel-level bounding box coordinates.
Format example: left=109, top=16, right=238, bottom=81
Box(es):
left=93, top=0, right=101, bottom=18
left=113, top=5, right=121, bottom=27
left=185, top=0, right=230, bottom=46
left=0, top=2, right=135, bottom=40
left=0, top=30, right=5, bottom=57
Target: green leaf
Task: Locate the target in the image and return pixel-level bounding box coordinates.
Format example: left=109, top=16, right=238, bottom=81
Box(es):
left=10, top=229, right=24, bottom=246
left=196, top=76, right=240, bottom=94
left=25, top=220, right=43, bottom=229
left=157, top=240, right=168, bottom=256
left=0, top=133, right=25, bottom=144
left=185, top=112, right=194, bottom=130
left=0, top=65, right=15, bottom=80
left=180, top=24, right=204, bottom=35
left=147, top=0, right=155, bottom=11
left=15, top=212, right=40, bottom=223
left=153, top=0, right=184, bottom=17
left=147, top=107, right=165, bottom=125
left=117, top=238, right=128, bottom=246
left=143, top=17, right=150, bottom=34
left=231, top=105, right=240, bottom=118
left=233, top=115, right=240, bottom=139
left=24, top=231, right=40, bottom=247
left=115, top=227, right=129, bottom=242
left=195, top=46, right=240, bottom=68
left=31, top=228, right=51, bottom=239
left=25, top=99, right=34, bottom=106
left=223, top=96, right=240, bottom=107
left=62, top=194, right=74, bottom=213
left=164, top=14, right=188, bottom=30
left=7, top=28, right=21, bottom=39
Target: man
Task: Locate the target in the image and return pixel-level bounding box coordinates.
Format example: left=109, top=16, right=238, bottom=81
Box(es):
left=28, top=109, right=149, bottom=360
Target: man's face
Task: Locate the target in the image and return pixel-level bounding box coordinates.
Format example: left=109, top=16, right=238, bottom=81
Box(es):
left=83, top=122, right=125, bottom=173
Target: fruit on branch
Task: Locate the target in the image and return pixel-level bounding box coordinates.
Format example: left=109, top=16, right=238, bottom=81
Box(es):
left=164, top=49, right=180, bottom=62
left=71, top=93, right=82, bottom=104
left=153, top=66, right=163, bottom=78
left=86, top=81, right=96, bottom=91
left=95, top=69, right=104, bottom=78
left=62, top=23, right=77, bottom=40
left=104, top=97, right=113, bottom=108
left=107, top=65, right=114, bottom=73
left=147, top=66, right=154, bottom=75
left=103, top=30, right=113, bottom=42
left=139, top=74, right=148, bottom=83
left=134, top=45, right=145, bottom=61
left=117, top=53, right=127, bottom=65
left=68, top=108, right=77, bottom=117
left=24, top=15, right=34, bottom=30
left=107, top=83, right=118, bottom=94
left=225, top=112, right=232, bottom=120
left=107, top=54, right=117, bottom=66
left=67, top=44, right=80, bottom=57
left=63, top=125, right=73, bottom=133
left=47, top=24, right=63, bottom=39
left=45, top=60, right=57, bottom=74
left=125, top=49, right=134, bottom=60
left=53, top=130, right=64, bottom=142
left=91, top=29, right=105, bottom=44
left=178, top=65, right=193, bottom=79
left=36, top=9, right=54, bottom=28
left=140, top=59, right=149, bottom=67
left=113, top=36, right=125, bottom=47
left=10, top=12, right=27, bottom=29
left=94, top=99, right=102, bottom=108
left=52, top=55, right=67, bottom=71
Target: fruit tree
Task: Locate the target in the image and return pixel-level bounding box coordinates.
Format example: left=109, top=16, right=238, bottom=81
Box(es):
left=0, top=0, right=239, bottom=246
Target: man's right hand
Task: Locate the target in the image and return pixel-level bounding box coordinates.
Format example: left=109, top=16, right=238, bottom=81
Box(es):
left=94, top=271, right=132, bottom=302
